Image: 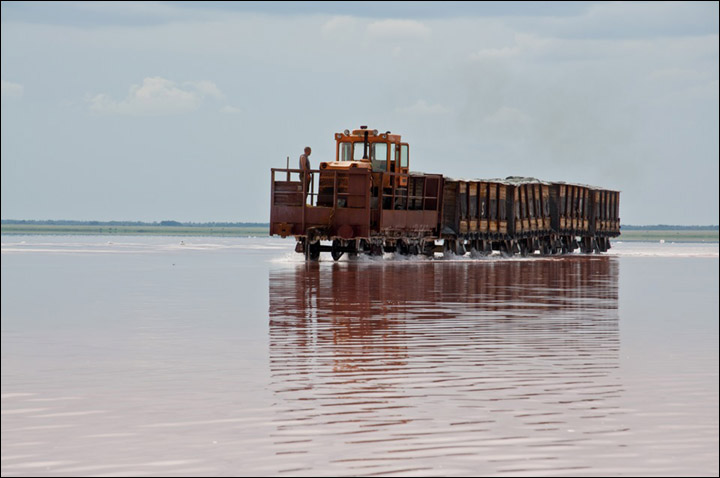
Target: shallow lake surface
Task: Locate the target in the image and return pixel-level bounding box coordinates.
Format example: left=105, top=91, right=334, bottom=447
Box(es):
left=2, top=236, right=718, bottom=476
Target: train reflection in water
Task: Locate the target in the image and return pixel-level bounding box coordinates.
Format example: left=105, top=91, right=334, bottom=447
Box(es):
left=266, top=258, right=623, bottom=476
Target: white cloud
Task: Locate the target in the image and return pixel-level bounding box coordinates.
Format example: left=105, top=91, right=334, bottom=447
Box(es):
left=186, top=80, right=225, bottom=99
left=470, top=34, right=551, bottom=61
left=1, top=80, right=24, bottom=99
left=322, top=15, right=361, bottom=35
left=88, top=77, right=223, bottom=115
left=367, top=19, right=430, bottom=39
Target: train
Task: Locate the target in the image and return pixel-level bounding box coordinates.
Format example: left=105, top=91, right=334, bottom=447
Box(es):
left=270, top=126, right=620, bottom=260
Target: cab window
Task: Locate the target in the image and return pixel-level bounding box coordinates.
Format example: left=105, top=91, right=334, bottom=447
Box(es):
left=353, top=142, right=365, bottom=160
left=400, top=144, right=409, bottom=168
left=340, top=142, right=352, bottom=161
left=371, top=143, right=388, bottom=171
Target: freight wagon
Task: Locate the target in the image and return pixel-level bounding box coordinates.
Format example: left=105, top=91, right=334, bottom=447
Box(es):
left=270, top=127, right=620, bottom=260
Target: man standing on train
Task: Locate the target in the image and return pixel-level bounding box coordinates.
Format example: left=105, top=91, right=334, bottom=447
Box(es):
left=299, top=146, right=312, bottom=203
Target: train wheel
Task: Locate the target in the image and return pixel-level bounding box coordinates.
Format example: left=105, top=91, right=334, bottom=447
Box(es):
left=551, top=237, right=562, bottom=254
left=422, top=241, right=436, bottom=257
left=369, top=243, right=384, bottom=256
left=443, top=240, right=456, bottom=258
left=331, top=239, right=344, bottom=261
left=484, top=240, right=493, bottom=255
left=579, top=237, right=591, bottom=253
left=560, top=237, right=569, bottom=254
left=498, top=241, right=510, bottom=257
left=306, top=241, right=321, bottom=261
left=396, top=240, right=409, bottom=255
left=540, top=239, right=551, bottom=255
left=519, top=241, right=529, bottom=257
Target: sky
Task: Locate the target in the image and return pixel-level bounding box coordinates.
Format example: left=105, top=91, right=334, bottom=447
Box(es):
left=1, top=1, right=718, bottom=225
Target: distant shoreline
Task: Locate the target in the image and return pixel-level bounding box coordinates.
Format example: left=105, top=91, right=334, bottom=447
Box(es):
left=615, top=230, right=718, bottom=243
left=1, top=223, right=717, bottom=242
left=0, top=224, right=268, bottom=237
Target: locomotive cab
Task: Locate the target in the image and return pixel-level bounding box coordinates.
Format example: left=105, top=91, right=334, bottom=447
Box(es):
left=320, top=126, right=409, bottom=186
left=313, top=126, right=411, bottom=211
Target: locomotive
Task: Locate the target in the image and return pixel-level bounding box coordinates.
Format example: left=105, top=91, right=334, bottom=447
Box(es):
left=270, top=126, right=620, bottom=260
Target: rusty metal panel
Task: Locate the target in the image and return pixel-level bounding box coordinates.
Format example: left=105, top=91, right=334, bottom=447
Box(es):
left=332, top=207, right=370, bottom=237
left=419, top=210, right=439, bottom=229
left=459, top=181, right=468, bottom=223
left=303, top=206, right=334, bottom=225
left=606, top=191, right=611, bottom=224
left=533, top=184, right=541, bottom=227
left=569, top=186, right=576, bottom=230
left=479, top=182, right=488, bottom=215
left=380, top=209, right=407, bottom=230
left=442, top=180, right=458, bottom=233
left=499, top=185, right=507, bottom=222
left=460, top=220, right=468, bottom=234
left=531, top=184, right=540, bottom=230
left=379, top=210, right=436, bottom=232
left=469, top=182, right=478, bottom=220
left=346, top=173, right=369, bottom=208
left=424, top=176, right=441, bottom=211
left=489, top=184, right=497, bottom=221
left=271, top=222, right=293, bottom=237
left=513, top=188, right=521, bottom=232
left=273, top=181, right=304, bottom=206
left=525, top=184, right=532, bottom=223
left=574, top=186, right=579, bottom=221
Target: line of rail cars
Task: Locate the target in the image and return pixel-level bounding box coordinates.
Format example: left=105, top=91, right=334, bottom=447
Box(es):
left=270, top=127, right=620, bottom=260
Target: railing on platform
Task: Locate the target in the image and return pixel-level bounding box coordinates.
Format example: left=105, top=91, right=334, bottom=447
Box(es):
left=271, top=168, right=318, bottom=207
left=270, top=168, right=443, bottom=236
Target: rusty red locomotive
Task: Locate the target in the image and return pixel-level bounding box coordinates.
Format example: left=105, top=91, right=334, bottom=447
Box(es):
left=270, top=127, right=620, bottom=260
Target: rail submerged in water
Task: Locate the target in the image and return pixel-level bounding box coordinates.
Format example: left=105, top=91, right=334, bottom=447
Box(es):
left=270, top=167, right=620, bottom=261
